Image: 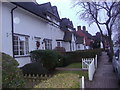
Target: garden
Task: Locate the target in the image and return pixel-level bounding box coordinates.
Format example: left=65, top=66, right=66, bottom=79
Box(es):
left=2, top=48, right=102, bottom=88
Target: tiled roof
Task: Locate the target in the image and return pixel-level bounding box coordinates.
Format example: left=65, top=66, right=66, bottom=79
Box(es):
left=60, top=18, right=75, bottom=31
left=63, top=31, right=72, bottom=42
left=12, top=2, right=60, bottom=21
left=12, top=2, right=45, bottom=17
left=81, top=30, right=93, bottom=39
left=76, top=36, right=84, bottom=44
left=38, top=2, right=60, bottom=19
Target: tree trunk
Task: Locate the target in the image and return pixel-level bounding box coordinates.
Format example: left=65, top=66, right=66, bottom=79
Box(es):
left=105, top=24, right=114, bottom=62
left=108, top=32, right=114, bottom=62
left=109, top=36, right=114, bottom=61
left=95, top=22, right=105, bottom=50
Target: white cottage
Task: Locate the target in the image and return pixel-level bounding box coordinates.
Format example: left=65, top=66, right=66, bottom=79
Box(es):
left=1, top=2, right=77, bottom=67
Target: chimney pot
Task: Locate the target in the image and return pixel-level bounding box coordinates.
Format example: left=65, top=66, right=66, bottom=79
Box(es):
left=83, top=26, right=86, bottom=31
left=77, top=26, right=81, bottom=31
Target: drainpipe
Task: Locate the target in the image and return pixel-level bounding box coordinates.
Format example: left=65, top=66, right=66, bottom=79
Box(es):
left=11, top=6, right=17, bottom=58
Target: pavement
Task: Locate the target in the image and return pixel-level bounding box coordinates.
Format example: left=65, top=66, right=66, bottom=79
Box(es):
left=85, top=52, right=120, bottom=88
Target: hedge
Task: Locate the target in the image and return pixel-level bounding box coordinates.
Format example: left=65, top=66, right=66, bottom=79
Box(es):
left=2, top=52, right=25, bottom=88
left=30, top=50, right=61, bottom=71
left=20, top=62, right=49, bottom=75
left=30, top=49, right=102, bottom=68
left=62, top=49, right=102, bottom=65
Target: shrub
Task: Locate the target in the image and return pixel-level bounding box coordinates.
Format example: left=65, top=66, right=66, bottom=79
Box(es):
left=64, top=49, right=102, bottom=65
left=54, top=47, right=66, bottom=52
left=30, top=50, right=60, bottom=71
left=20, top=62, right=49, bottom=75
left=30, top=49, right=102, bottom=68
left=56, top=53, right=69, bottom=67
left=2, top=52, right=25, bottom=88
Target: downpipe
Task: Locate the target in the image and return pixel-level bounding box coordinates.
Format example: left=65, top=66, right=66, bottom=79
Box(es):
left=11, top=6, right=17, bottom=58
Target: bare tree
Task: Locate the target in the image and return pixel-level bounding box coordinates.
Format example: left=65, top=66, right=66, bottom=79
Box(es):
left=113, top=14, right=120, bottom=44
left=74, top=1, right=120, bottom=61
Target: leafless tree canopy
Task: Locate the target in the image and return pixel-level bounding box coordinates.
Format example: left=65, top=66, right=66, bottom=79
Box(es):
left=74, top=1, right=120, bottom=58
left=75, top=2, right=120, bottom=32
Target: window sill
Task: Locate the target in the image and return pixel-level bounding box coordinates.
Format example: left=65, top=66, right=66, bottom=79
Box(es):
left=15, top=55, right=30, bottom=58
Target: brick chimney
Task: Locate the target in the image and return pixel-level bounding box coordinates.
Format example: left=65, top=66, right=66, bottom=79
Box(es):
left=83, top=26, right=86, bottom=31
left=77, top=26, right=81, bottom=31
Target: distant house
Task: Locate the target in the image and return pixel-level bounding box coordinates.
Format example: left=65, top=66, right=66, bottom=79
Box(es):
left=60, top=18, right=76, bottom=51
left=76, top=26, right=93, bottom=50
left=92, top=32, right=103, bottom=49
left=1, top=2, right=77, bottom=67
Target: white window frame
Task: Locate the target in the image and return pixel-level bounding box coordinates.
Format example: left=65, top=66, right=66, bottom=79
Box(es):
left=44, top=39, right=52, bottom=50
left=14, top=34, right=29, bottom=56
left=57, top=41, right=61, bottom=47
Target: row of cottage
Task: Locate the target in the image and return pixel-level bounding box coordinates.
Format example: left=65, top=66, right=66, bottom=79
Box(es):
left=1, top=1, right=99, bottom=67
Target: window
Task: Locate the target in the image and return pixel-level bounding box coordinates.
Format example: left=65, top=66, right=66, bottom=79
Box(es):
left=44, top=39, right=52, bottom=50
left=78, top=45, right=80, bottom=48
left=57, top=42, right=61, bottom=47
left=13, top=35, right=29, bottom=56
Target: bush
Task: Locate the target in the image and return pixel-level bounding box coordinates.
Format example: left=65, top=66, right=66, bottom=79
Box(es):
left=64, top=49, right=102, bottom=65
left=30, top=49, right=102, bottom=68
left=56, top=53, right=69, bottom=67
left=54, top=47, right=66, bottom=52
left=30, top=50, right=60, bottom=71
left=2, top=52, right=25, bottom=88
left=20, top=62, right=49, bottom=75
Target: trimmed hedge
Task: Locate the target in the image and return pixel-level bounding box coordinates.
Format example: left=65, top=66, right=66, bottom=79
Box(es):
left=30, top=50, right=61, bottom=71
left=20, top=62, right=49, bottom=75
left=62, top=49, right=102, bottom=65
left=2, top=52, right=25, bottom=88
left=30, top=49, right=102, bottom=68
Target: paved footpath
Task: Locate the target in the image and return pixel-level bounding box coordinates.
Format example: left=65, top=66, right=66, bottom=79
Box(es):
left=85, top=52, right=120, bottom=88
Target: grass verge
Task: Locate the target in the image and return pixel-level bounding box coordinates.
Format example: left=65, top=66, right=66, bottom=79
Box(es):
left=34, top=63, right=88, bottom=88
left=65, top=63, right=82, bottom=68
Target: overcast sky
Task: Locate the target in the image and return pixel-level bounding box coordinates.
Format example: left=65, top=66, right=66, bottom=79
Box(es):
left=36, top=0, right=99, bottom=35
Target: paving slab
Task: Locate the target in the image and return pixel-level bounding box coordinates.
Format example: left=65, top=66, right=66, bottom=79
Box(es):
left=85, top=52, right=120, bottom=88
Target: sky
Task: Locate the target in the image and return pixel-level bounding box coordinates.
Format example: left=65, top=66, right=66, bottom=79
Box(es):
left=36, top=0, right=99, bottom=35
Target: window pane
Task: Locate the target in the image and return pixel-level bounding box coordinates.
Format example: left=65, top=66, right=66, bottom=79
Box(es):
left=13, top=36, right=19, bottom=55
left=44, top=39, right=52, bottom=50
left=57, top=42, right=60, bottom=47
left=14, top=46, right=18, bottom=51
left=20, top=41, right=24, bottom=55
left=14, top=41, right=18, bottom=45
left=14, top=36, right=18, bottom=40
left=20, top=51, right=24, bottom=55
left=25, top=37, right=29, bottom=54
left=14, top=51, right=18, bottom=55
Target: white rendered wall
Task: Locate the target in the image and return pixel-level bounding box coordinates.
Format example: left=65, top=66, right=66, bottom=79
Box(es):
left=76, top=44, right=85, bottom=50
left=14, top=7, right=64, bottom=51
left=0, top=1, right=2, bottom=52
left=2, top=2, right=64, bottom=67
left=16, top=57, right=31, bottom=67
left=62, top=42, right=70, bottom=52
left=71, top=33, right=76, bottom=51
left=2, top=3, right=14, bottom=56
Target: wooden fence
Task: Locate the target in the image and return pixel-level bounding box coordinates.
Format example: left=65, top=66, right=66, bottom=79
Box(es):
left=80, top=76, right=85, bottom=89
left=23, top=74, right=52, bottom=88
left=82, top=55, right=98, bottom=81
